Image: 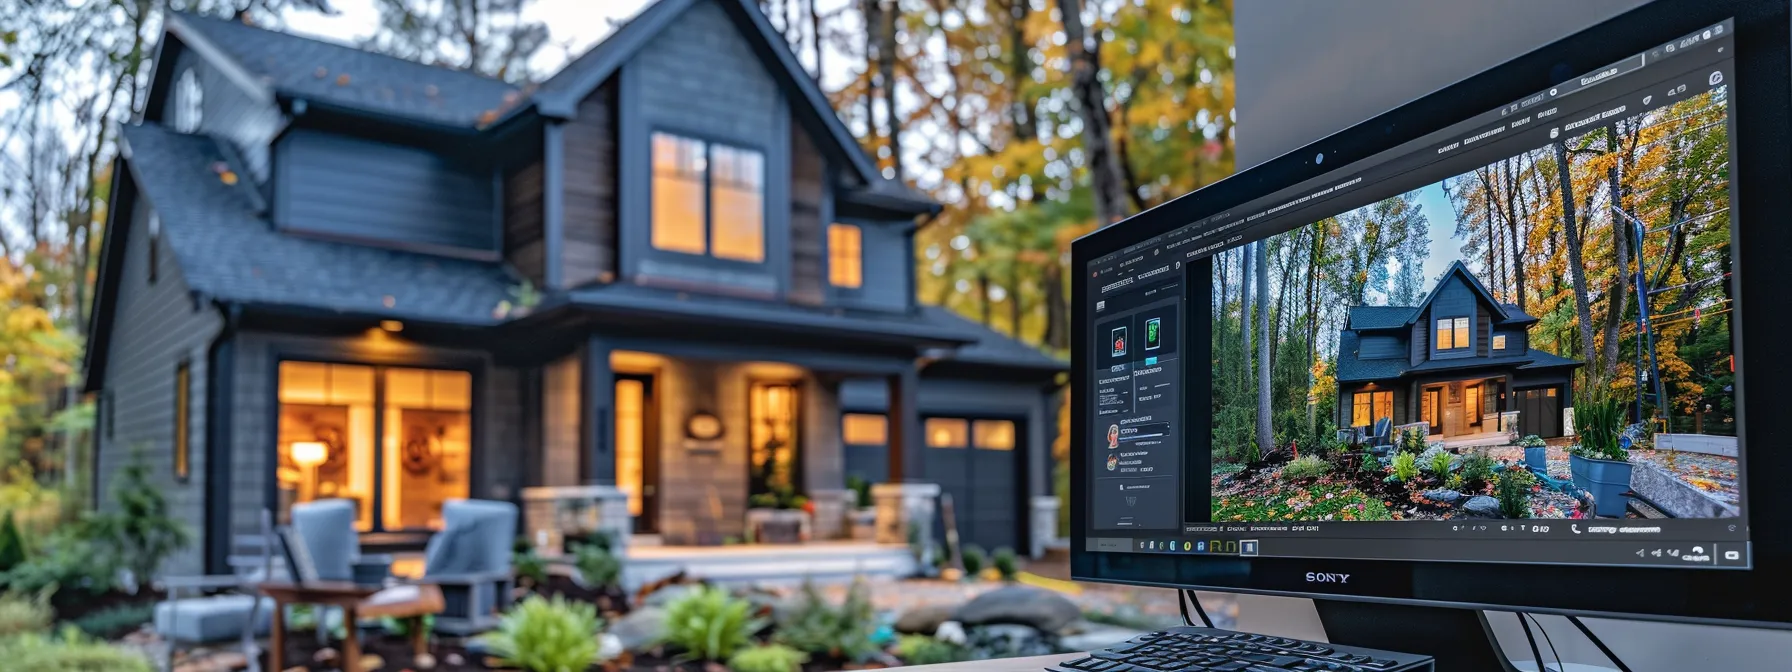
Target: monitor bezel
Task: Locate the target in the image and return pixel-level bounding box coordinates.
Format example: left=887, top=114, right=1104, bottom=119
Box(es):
left=1070, top=0, right=1792, bottom=628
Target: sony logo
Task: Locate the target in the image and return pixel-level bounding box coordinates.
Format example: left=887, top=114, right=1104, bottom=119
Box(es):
left=1305, top=572, right=1351, bottom=584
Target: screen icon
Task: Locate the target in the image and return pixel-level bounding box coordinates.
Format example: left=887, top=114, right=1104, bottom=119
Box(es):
left=1145, top=317, right=1162, bottom=350
left=1549, top=128, right=1559, bottom=139
left=1196, top=541, right=1207, bottom=552
left=1240, top=540, right=1260, bottom=557
left=1107, top=424, right=1120, bottom=449
left=1703, top=30, right=1712, bottom=40
left=1111, top=326, right=1128, bottom=357
left=1710, top=71, right=1724, bottom=86
left=1106, top=454, right=1118, bottom=471
left=1652, top=549, right=1663, bottom=557
left=1725, top=550, right=1741, bottom=560
left=1665, top=43, right=1675, bottom=52
left=1096, top=300, right=1106, bottom=312
left=1643, top=95, right=1652, bottom=105
left=1668, top=549, right=1680, bottom=557
left=1183, top=541, right=1192, bottom=551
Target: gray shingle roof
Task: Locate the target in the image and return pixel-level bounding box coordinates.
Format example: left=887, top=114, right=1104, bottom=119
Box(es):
left=1520, top=349, right=1583, bottom=369
left=918, top=306, right=1067, bottom=371
left=1347, top=306, right=1415, bottom=330
left=121, top=123, right=514, bottom=324
left=1334, top=332, right=1413, bottom=382
left=172, top=13, right=522, bottom=128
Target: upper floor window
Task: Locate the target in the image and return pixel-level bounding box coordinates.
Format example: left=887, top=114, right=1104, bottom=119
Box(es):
left=1492, top=334, right=1508, bottom=350
left=172, top=69, right=204, bottom=133
left=828, top=223, right=863, bottom=288
left=651, top=132, right=764, bottom=263
left=174, top=360, right=191, bottom=482
left=1435, top=317, right=1469, bottom=350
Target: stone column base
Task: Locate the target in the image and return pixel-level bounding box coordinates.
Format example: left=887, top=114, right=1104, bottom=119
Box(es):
left=520, top=484, right=633, bottom=557
left=872, top=483, right=939, bottom=568
left=807, top=489, right=852, bottom=540
left=1029, top=495, right=1063, bottom=559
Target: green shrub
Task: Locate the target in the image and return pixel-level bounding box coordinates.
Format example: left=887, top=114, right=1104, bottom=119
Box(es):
left=1460, top=454, right=1497, bottom=486
left=960, top=545, right=985, bottom=577
left=2, top=524, right=117, bottom=597
left=513, top=550, right=548, bottom=588
left=1446, top=474, right=1465, bottom=491
left=1399, top=427, right=1427, bottom=455
left=475, top=594, right=606, bottom=672
left=774, top=579, right=876, bottom=661
left=1571, top=393, right=1628, bottom=462
left=83, top=454, right=189, bottom=586
left=1496, top=469, right=1536, bottom=519
left=1427, top=450, right=1454, bottom=477
left=1281, top=455, right=1330, bottom=480
left=896, top=634, right=969, bottom=665
left=661, top=584, right=765, bottom=662
left=1391, top=452, right=1420, bottom=482
left=0, top=628, right=153, bottom=671
left=378, top=614, right=435, bottom=639
left=1518, top=435, right=1548, bottom=449
left=0, top=512, right=25, bottom=573
left=727, top=643, right=810, bottom=672
left=991, top=547, right=1019, bottom=581
left=0, top=590, right=52, bottom=637
left=846, top=476, right=874, bottom=509
left=67, top=602, right=155, bottom=640
left=572, top=539, right=621, bottom=589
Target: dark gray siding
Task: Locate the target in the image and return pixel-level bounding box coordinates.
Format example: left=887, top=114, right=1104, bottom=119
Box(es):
left=617, top=0, right=790, bottom=297
left=225, top=333, right=525, bottom=543
left=830, top=221, right=911, bottom=313
left=790, top=124, right=826, bottom=306
left=1424, top=278, right=1477, bottom=360
left=562, top=79, right=621, bottom=287
left=1493, top=326, right=1528, bottom=354
left=504, top=152, right=546, bottom=286
left=274, top=129, right=497, bottom=255
left=99, top=204, right=224, bottom=576
left=1358, top=334, right=1404, bottom=359
left=160, top=50, right=283, bottom=183
left=1475, top=305, right=1493, bottom=358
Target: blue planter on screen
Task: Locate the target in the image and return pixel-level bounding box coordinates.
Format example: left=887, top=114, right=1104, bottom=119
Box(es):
left=1569, top=454, right=1634, bottom=518
left=1524, top=446, right=1548, bottom=473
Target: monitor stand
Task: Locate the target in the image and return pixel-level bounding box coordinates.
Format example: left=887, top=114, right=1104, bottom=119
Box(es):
left=1310, top=599, right=1519, bottom=672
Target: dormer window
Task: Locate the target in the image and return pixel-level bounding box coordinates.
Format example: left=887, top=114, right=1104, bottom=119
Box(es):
left=1492, top=334, right=1508, bottom=350
left=172, top=69, right=204, bottom=133
left=1435, top=317, right=1469, bottom=350
left=651, top=132, right=764, bottom=263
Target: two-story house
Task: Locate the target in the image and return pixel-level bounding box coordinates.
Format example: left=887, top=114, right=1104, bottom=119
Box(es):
left=84, top=0, right=1065, bottom=576
left=1335, top=261, right=1582, bottom=443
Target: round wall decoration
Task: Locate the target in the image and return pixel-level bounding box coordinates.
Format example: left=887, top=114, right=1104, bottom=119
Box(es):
left=685, top=411, right=724, bottom=440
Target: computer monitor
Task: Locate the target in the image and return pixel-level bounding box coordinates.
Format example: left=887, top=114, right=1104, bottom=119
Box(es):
left=1070, top=0, right=1792, bottom=634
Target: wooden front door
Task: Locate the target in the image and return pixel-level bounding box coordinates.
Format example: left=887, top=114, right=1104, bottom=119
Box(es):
left=615, top=374, right=659, bottom=533
left=1464, top=384, right=1483, bottom=429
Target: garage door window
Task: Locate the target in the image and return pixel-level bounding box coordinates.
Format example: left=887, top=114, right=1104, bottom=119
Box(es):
left=926, top=418, right=969, bottom=448
left=973, top=420, right=1015, bottom=451
left=842, top=413, right=887, bottom=445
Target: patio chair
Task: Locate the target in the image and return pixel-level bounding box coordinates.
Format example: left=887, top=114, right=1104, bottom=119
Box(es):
left=420, top=499, right=519, bottom=635
left=289, top=499, right=396, bottom=643
left=1368, top=417, right=1394, bottom=455
left=154, top=509, right=279, bottom=672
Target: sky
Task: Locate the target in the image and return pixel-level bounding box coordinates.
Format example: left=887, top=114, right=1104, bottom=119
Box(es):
left=1413, top=179, right=1464, bottom=286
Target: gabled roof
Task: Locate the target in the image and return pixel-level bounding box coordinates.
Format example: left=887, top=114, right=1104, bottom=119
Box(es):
left=118, top=124, right=515, bottom=323
left=918, top=306, right=1068, bottom=372
left=167, top=13, right=523, bottom=129
left=1404, top=260, right=1516, bottom=325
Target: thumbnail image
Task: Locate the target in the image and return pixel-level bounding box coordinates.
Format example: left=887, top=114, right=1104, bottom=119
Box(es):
left=1108, top=424, right=1120, bottom=449
left=1107, top=454, right=1119, bottom=471
left=1210, top=88, right=1738, bottom=522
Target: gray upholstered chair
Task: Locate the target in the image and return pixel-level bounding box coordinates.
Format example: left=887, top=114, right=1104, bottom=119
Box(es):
left=421, top=499, right=518, bottom=634
left=288, top=499, right=393, bottom=643
left=155, top=509, right=280, bottom=672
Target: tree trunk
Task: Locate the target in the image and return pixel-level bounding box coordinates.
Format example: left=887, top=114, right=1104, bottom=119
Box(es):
left=1507, top=156, right=1531, bottom=313
left=1054, top=0, right=1129, bottom=227
left=1598, top=127, right=1631, bottom=382
left=879, top=0, right=903, bottom=182
left=810, top=0, right=823, bottom=75
left=1007, top=0, right=1036, bottom=142
left=1042, top=261, right=1067, bottom=350
left=861, top=0, right=882, bottom=151
left=978, top=272, right=992, bottom=325
left=1554, top=140, right=1600, bottom=382
left=1256, top=240, right=1273, bottom=452
left=1241, top=244, right=1254, bottom=385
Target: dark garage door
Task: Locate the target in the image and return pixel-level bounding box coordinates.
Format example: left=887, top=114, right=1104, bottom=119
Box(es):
left=924, top=417, right=1022, bottom=554
left=1516, top=387, right=1562, bottom=438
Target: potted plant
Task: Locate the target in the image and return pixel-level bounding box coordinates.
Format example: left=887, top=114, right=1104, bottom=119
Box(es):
left=747, top=486, right=811, bottom=544
left=1519, top=435, right=1549, bottom=473
left=846, top=476, right=878, bottom=541
left=1568, top=393, right=1632, bottom=518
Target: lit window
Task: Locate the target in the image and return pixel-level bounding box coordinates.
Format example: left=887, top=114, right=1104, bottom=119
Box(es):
left=174, top=362, right=191, bottom=481
left=1436, top=317, right=1470, bottom=350
left=1351, top=390, right=1394, bottom=428
left=925, top=418, right=969, bottom=448
left=1492, top=334, right=1508, bottom=350
left=842, top=413, right=887, bottom=445
left=829, top=224, right=864, bottom=288
left=173, top=69, right=204, bottom=133
left=650, top=132, right=765, bottom=262
left=973, top=419, right=1015, bottom=451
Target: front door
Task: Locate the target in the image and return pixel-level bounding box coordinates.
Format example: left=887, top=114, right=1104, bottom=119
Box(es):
left=615, top=375, right=659, bottom=533
left=1464, top=384, right=1483, bottom=429
left=1423, top=389, right=1443, bottom=436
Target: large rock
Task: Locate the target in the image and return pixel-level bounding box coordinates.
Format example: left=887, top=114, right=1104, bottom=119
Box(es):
left=968, top=624, right=1056, bottom=658
left=895, top=603, right=958, bottom=635
left=1463, top=496, right=1501, bottom=517
left=641, top=583, right=700, bottom=608
left=953, top=585, right=1081, bottom=633
left=608, top=606, right=667, bottom=653
left=1421, top=489, right=1462, bottom=504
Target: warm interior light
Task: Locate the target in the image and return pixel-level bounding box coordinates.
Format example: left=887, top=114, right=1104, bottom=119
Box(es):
left=380, top=320, right=404, bottom=332
left=291, top=441, right=329, bottom=468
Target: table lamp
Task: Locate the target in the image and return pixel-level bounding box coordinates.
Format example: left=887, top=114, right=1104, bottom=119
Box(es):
left=290, top=440, right=329, bottom=503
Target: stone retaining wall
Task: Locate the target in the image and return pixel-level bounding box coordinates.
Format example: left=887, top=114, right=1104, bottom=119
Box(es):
left=1630, top=460, right=1739, bottom=519
left=1655, top=433, right=1738, bottom=457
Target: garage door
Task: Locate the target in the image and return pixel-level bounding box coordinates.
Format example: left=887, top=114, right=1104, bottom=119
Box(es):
left=924, top=417, right=1021, bottom=554
left=1516, top=387, right=1561, bottom=438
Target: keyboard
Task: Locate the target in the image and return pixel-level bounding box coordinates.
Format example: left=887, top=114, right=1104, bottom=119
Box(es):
left=1051, top=627, right=1434, bottom=672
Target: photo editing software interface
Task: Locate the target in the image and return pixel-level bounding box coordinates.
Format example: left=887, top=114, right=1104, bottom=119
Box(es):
left=1084, top=20, right=1749, bottom=569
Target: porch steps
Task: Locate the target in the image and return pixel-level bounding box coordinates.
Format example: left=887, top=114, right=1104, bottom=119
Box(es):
left=621, top=542, right=918, bottom=592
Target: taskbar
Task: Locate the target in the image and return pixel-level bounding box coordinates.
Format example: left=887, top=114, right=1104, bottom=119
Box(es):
left=1087, top=535, right=1752, bottom=569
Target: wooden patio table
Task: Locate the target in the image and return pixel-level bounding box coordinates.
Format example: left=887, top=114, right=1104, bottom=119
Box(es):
left=258, top=581, right=444, bottom=672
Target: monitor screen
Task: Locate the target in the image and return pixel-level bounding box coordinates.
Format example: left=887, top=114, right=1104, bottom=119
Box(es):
left=1079, top=18, right=1747, bottom=572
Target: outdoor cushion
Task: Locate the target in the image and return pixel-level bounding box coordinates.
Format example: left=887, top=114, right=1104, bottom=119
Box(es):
left=424, top=499, right=516, bottom=577
left=292, top=499, right=359, bottom=581
left=154, top=594, right=274, bottom=643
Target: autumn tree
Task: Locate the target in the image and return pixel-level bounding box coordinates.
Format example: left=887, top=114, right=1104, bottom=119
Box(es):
left=363, top=0, right=549, bottom=81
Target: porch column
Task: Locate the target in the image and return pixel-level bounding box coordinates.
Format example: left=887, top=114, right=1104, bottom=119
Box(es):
left=873, top=367, right=938, bottom=569
left=579, top=335, right=631, bottom=550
